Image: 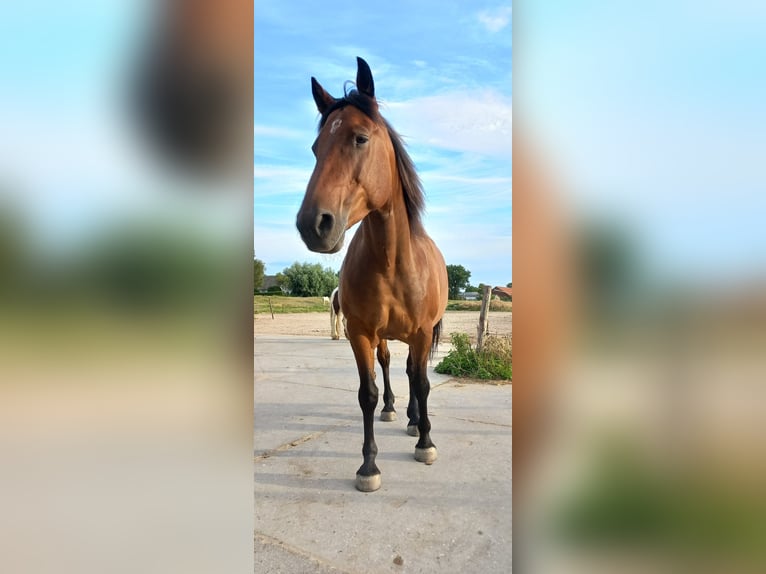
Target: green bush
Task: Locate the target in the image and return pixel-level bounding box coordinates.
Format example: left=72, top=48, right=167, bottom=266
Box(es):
left=279, top=262, right=338, bottom=297
left=435, top=332, right=512, bottom=380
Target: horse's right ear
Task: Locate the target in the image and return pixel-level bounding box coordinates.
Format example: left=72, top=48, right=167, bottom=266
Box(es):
left=311, top=77, right=335, bottom=115
left=356, top=57, right=375, bottom=99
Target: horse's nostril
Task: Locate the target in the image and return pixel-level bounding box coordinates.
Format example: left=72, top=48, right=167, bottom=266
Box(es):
left=317, top=212, right=335, bottom=237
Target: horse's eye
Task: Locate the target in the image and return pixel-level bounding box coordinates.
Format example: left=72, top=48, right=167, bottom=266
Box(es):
left=354, top=134, right=369, bottom=146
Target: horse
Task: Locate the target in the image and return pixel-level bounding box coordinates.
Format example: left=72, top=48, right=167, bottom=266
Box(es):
left=329, top=287, right=348, bottom=340
left=296, top=57, right=448, bottom=492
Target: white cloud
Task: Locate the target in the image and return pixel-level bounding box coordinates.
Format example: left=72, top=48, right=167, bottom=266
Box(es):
left=254, top=124, right=309, bottom=139
left=254, top=165, right=313, bottom=195
left=385, top=90, right=512, bottom=158
left=253, top=165, right=311, bottom=179
left=477, top=7, right=512, bottom=33
left=430, top=222, right=512, bottom=285
left=425, top=174, right=512, bottom=186
left=254, top=221, right=360, bottom=275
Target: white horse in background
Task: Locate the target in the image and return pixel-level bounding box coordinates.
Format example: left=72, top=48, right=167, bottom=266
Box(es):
left=330, top=287, right=348, bottom=340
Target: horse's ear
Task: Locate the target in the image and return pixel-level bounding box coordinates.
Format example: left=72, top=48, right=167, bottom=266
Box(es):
left=356, top=57, right=375, bottom=99
left=311, top=77, right=335, bottom=114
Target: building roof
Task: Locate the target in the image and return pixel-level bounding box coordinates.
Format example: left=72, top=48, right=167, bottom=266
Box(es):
left=492, top=286, right=512, bottom=299
left=260, top=275, right=280, bottom=290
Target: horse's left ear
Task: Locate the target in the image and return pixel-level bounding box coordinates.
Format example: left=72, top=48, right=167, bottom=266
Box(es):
left=356, top=57, right=375, bottom=99
left=312, top=77, right=336, bottom=115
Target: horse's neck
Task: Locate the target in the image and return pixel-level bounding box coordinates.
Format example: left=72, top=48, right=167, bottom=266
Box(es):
left=360, top=182, right=416, bottom=274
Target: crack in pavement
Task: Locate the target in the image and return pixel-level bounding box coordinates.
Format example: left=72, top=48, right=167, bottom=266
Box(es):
left=254, top=421, right=352, bottom=462
left=255, top=531, right=355, bottom=574
left=445, top=416, right=512, bottom=428
left=255, top=377, right=357, bottom=393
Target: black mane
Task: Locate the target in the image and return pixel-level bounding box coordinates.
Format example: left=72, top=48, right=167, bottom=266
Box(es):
left=318, top=89, right=426, bottom=233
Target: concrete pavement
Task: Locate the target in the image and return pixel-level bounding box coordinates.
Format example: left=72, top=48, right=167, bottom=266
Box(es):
left=254, top=335, right=512, bottom=573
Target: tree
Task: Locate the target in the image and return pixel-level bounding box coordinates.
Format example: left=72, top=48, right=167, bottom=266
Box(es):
left=253, top=258, right=265, bottom=293
left=506, top=282, right=512, bottom=288
left=275, top=272, right=290, bottom=295
left=279, top=262, right=339, bottom=297
left=446, top=264, right=471, bottom=300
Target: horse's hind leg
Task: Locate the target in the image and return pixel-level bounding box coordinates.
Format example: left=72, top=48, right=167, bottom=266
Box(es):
left=405, top=350, right=420, bottom=436
left=410, top=337, right=437, bottom=464
left=378, top=340, right=396, bottom=421
left=330, top=307, right=339, bottom=339
left=349, top=333, right=382, bottom=492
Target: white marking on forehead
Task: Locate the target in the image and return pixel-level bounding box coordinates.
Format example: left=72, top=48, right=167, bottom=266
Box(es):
left=330, top=118, right=343, bottom=134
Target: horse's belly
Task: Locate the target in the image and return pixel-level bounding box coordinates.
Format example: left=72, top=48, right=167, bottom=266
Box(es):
left=377, top=304, right=435, bottom=342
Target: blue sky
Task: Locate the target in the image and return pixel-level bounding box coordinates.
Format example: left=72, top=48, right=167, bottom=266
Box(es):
left=3, top=1, right=761, bottom=291
left=254, top=1, right=513, bottom=287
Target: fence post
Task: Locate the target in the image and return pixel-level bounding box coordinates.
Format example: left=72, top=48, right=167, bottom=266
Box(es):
left=268, top=297, right=274, bottom=320
left=477, top=285, right=491, bottom=351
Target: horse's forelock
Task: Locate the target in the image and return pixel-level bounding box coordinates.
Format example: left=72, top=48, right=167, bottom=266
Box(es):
left=318, top=90, right=377, bottom=130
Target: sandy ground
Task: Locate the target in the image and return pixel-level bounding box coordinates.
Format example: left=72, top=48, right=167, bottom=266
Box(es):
left=254, top=309, right=512, bottom=342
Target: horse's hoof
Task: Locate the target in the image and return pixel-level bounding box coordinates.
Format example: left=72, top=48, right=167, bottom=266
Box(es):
left=331, top=336, right=339, bottom=340
left=380, top=410, right=397, bottom=422
left=414, top=446, right=438, bottom=465
left=407, top=425, right=419, bottom=437
left=355, top=473, right=381, bottom=492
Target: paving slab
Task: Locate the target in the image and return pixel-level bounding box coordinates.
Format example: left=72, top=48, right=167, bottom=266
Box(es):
left=255, top=335, right=512, bottom=574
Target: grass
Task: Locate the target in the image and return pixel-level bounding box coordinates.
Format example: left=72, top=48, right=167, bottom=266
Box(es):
left=435, top=332, right=512, bottom=381
left=446, top=299, right=512, bottom=312
left=254, top=295, right=329, bottom=314
left=254, top=296, right=512, bottom=315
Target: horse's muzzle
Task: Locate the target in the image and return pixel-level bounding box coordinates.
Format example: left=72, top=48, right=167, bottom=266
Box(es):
left=296, top=208, right=345, bottom=253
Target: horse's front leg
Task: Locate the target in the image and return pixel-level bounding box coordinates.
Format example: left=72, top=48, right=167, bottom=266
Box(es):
left=378, top=340, right=396, bottom=421
left=349, top=332, right=381, bottom=492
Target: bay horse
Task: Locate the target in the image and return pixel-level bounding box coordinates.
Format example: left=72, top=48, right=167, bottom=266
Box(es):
left=296, top=58, right=448, bottom=491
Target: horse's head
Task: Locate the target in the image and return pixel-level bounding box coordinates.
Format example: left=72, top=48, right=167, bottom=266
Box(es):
left=296, top=58, right=397, bottom=253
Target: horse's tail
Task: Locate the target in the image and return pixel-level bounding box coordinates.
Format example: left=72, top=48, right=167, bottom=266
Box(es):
left=429, top=318, right=443, bottom=362
left=331, top=287, right=341, bottom=314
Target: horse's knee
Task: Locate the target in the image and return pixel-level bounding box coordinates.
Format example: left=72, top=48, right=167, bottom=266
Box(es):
left=357, top=372, right=379, bottom=407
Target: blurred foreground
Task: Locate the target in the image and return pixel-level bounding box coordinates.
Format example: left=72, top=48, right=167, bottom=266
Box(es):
left=514, top=2, right=766, bottom=571
left=0, top=1, right=252, bottom=573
